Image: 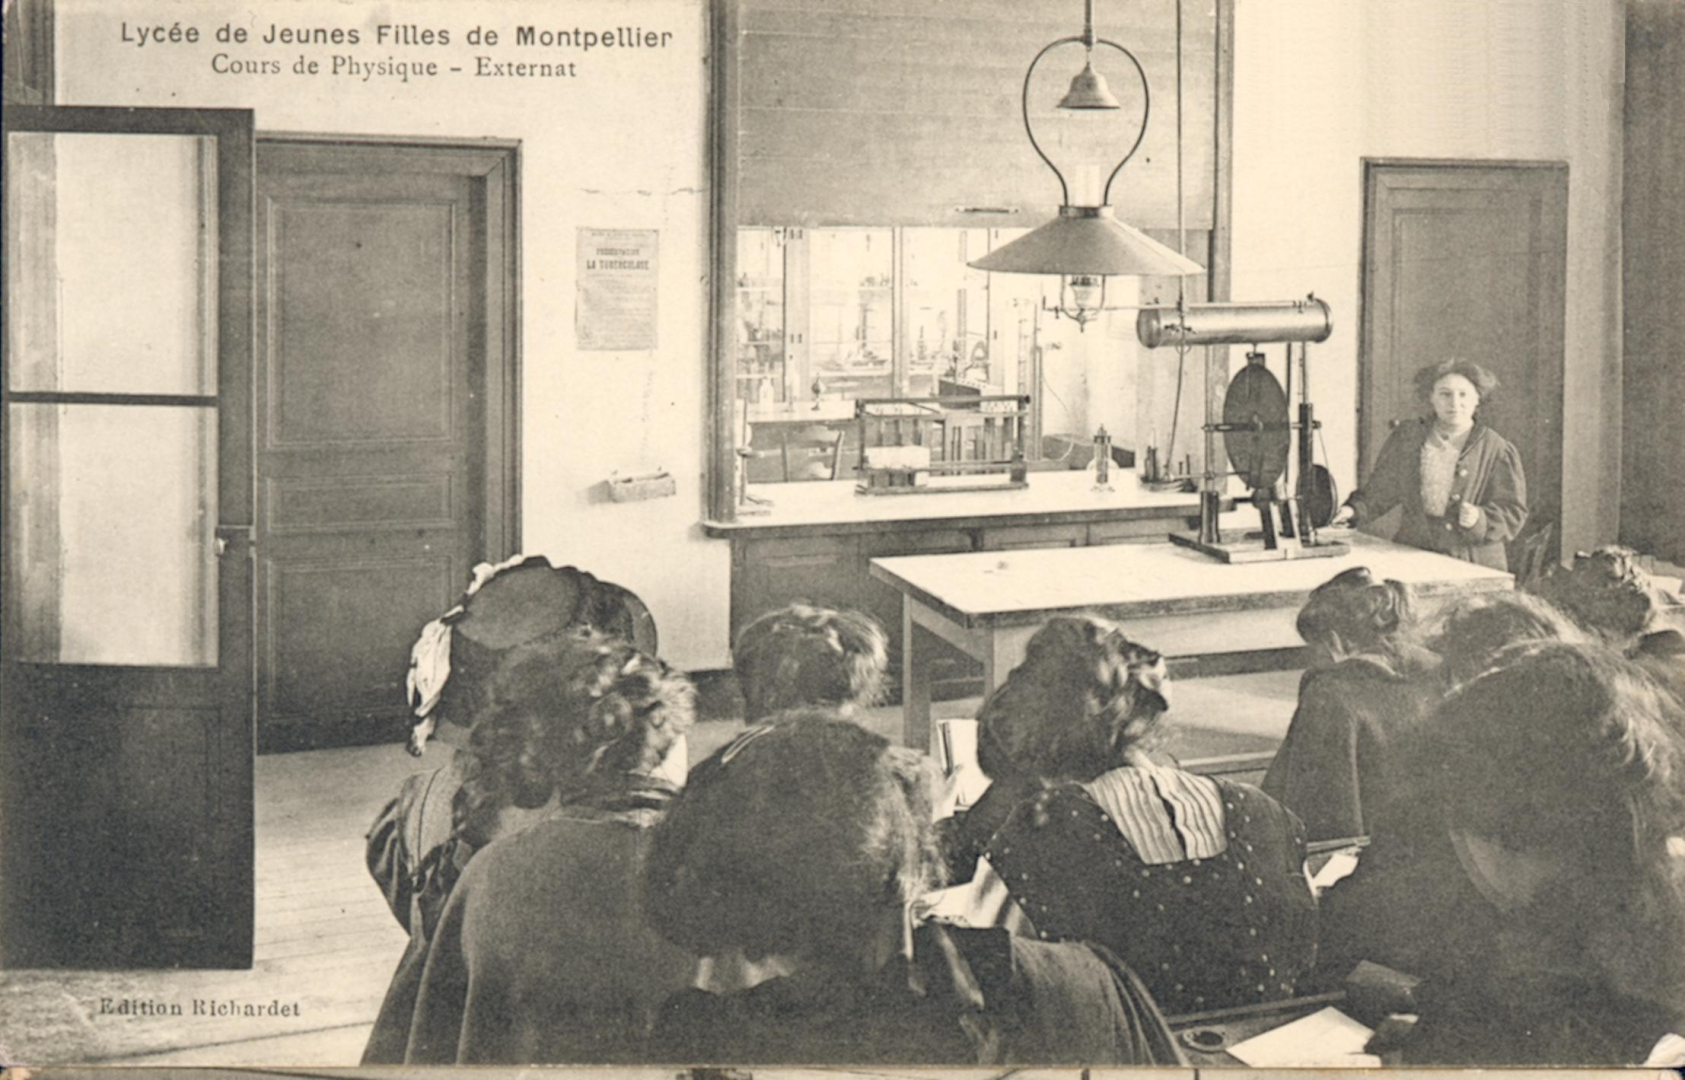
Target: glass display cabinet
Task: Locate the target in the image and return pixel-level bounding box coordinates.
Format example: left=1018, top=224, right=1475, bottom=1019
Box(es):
left=737, top=225, right=1057, bottom=482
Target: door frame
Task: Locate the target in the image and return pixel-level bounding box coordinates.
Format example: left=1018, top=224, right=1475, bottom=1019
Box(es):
left=1357, top=157, right=1569, bottom=512
left=253, top=134, right=521, bottom=745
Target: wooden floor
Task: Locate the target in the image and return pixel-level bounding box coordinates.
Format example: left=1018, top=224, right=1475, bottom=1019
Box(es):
left=0, top=670, right=1298, bottom=1067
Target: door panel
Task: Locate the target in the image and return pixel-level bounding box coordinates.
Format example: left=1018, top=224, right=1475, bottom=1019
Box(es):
left=265, top=551, right=461, bottom=721
left=1360, top=162, right=1568, bottom=542
left=269, top=200, right=458, bottom=442
left=1, top=107, right=255, bottom=968
left=255, top=148, right=486, bottom=748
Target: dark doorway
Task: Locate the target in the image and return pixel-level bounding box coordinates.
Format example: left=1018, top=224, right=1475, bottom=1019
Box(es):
left=254, top=138, right=519, bottom=752
left=1359, top=160, right=1568, bottom=556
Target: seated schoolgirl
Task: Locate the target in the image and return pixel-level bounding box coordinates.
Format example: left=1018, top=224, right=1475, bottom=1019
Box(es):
left=732, top=603, right=889, bottom=720
left=1262, top=567, right=1440, bottom=841
left=1543, top=542, right=1671, bottom=643
left=689, top=604, right=892, bottom=990
left=1318, top=640, right=1685, bottom=1065
left=1300, top=589, right=1590, bottom=952
left=363, top=635, right=698, bottom=1064
left=641, top=714, right=1186, bottom=1066
left=944, top=615, right=1318, bottom=1015
left=367, top=561, right=669, bottom=933
left=1425, top=587, right=1588, bottom=686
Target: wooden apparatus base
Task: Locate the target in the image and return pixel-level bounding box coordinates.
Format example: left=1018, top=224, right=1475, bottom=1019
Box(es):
left=1169, top=529, right=1353, bottom=564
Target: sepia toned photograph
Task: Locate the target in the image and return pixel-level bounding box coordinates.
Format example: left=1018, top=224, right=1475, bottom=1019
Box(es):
left=2, top=0, right=1683, bottom=1073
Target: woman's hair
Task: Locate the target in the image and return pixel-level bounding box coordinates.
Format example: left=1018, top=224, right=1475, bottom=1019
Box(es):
left=1413, top=358, right=1499, bottom=403
left=642, top=713, right=942, bottom=963
left=1425, top=590, right=1588, bottom=686
left=733, top=604, right=890, bottom=720
left=452, top=629, right=695, bottom=839
left=1532, top=545, right=1666, bottom=641
left=1417, top=640, right=1685, bottom=1001
left=975, top=615, right=1171, bottom=784
left=1296, top=566, right=1415, bottom=657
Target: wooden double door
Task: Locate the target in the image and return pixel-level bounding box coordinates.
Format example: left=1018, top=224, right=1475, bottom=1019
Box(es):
left=1, top=115, right=516, bottom=968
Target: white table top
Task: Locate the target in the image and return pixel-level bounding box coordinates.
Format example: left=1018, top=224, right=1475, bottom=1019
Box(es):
left=704, top=471, right=1214, bottom=536
left=869, top=532, right=1513, bottom=629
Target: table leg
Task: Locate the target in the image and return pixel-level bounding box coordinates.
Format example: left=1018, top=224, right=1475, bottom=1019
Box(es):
left=981, top=626, right=1035, bottom=701
left=902, top=603, right=935, bottom=752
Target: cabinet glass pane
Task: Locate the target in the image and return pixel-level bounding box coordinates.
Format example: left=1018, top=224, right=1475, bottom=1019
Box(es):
left=5, top=403, right=218, bottom=666
left=903, top=228, right=992, bottom=398
left=985, top=228, right=1060, bottom=459
left=808, top=228, right=893, bottom=398
left=736, top=228, right=787, bottom=406
left=5, top=131, right=217, bottom=395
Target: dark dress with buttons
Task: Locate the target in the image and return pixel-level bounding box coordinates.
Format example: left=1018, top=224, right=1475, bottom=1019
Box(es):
left=983, top=776, right=1316, bottom=1016
left=1345, top=419, right=1527, bottom=570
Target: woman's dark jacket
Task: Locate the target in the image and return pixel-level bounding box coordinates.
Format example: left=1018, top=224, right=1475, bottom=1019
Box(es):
left=1346, top=419, right=1527, bottom=570
left=363, top=785, right=694, bottom=1064
left=1261, top=645, right=1440, bottom=842
left=1318, top=809, right=1684, bottom=1065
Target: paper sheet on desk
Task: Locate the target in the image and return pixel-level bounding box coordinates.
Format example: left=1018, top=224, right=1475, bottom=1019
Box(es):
left=915, top=857, right=1020, bottom=931
left=1310, top=848, right=1362, bottom=894
left=1227, top=1006, right=1381, bottom=1067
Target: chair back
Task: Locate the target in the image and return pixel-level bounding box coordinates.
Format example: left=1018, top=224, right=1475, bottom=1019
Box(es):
left=780, top=424, right=845, bottom=481
left=1508, top=515, right=1557, bottom=589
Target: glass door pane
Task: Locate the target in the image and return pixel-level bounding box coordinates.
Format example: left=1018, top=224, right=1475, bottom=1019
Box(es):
left=5, top=404, right=217, bottom=665
left=4, top=128, right=223, bottom=667
left=5, top=132, right=217, bottom=395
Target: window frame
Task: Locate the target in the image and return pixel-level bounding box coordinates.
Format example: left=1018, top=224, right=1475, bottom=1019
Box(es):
left=706, top=0, right=1237, bottom=521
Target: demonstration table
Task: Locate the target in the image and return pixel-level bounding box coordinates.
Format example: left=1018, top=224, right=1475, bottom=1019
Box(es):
left=869, top=532, right=1513, bottom=751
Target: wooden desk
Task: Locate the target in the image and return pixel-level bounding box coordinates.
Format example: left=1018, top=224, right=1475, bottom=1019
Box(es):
left=871, top=533, right=1513, bottom=750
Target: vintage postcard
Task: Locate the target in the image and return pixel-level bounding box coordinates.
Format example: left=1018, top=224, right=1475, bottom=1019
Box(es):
left=2, top=0, right=1680, bottom=1073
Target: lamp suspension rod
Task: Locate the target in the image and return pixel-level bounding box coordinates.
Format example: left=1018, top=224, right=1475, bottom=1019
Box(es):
left=1022, top=34, right=1150, bottom=209
left=1175, top=0, right=1187, bottom=310
left=1098, top=44, right=1151, bottom=206
left=1160, top=0, right=1190, bottom=477
left=1081, top=0, right=1098, bottom=48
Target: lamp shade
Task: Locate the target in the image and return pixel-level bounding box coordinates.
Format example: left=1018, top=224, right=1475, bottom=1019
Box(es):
left=1058, top=61, right=1122, bottom=110
left=970, top=205, right=1205, bottom=277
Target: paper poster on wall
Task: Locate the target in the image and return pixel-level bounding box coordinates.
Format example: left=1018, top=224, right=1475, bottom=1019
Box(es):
left=577, top=227, right=659, bottom=350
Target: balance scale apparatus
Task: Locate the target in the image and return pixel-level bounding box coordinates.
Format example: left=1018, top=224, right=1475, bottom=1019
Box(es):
left=1137, top=296, right=1349, bottom=564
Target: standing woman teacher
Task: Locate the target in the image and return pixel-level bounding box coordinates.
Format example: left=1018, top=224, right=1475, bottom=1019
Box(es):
left=1330, top=359, right=1527, bottom=570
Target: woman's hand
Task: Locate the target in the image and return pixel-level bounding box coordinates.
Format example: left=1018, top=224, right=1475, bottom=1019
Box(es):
left=1456, top=499, right=1480, bottom=529
left=1329, top=505, right=1356, bottom=528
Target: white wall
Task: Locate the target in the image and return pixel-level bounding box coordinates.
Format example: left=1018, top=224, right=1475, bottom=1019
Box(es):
left=1230, top=0, right=1624, bottom=557
left=53, top=0, right=1627, bottom=669
left=56, top=0, right=729, bottom=668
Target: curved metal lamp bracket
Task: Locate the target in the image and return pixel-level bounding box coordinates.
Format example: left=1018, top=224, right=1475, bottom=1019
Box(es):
left=1021, top=36, right=1152, bottom=208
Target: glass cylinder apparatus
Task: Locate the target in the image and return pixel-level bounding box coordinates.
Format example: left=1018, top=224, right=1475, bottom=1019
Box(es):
left=1093, top=425, right=1113, bottom=490
left=1067, top=274, right=1105, bottom=321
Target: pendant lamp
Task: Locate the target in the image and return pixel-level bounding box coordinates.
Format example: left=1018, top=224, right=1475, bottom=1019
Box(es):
left=970, top=0, right=1203, bottom=328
